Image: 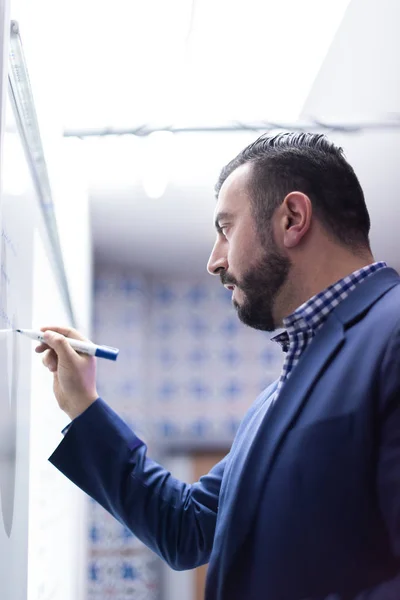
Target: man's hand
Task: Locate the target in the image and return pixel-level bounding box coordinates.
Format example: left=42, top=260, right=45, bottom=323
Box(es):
left=35, top=325, right=99, bottom=420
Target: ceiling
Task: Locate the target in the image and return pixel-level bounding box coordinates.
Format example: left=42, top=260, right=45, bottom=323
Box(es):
left=58, top=0, right=400, bottom=275
left=58, top=0, right=351, bottom=129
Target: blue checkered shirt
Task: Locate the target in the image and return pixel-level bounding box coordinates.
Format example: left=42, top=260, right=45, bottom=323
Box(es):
left=271, top=261, right=388, bottom=401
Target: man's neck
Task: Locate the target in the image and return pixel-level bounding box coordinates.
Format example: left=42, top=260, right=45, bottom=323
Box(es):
left=275, top=248, right=375, bottom=325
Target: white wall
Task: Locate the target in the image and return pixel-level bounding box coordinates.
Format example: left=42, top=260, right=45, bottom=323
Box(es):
left=302, top=0, right=400, bottom=271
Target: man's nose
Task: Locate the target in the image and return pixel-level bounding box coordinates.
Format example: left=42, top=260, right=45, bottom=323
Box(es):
left=207, top=241, right=228, bottom=275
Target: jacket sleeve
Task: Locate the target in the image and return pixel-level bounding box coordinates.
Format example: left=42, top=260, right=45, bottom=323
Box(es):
left=48, top=398, right=226, bottom=570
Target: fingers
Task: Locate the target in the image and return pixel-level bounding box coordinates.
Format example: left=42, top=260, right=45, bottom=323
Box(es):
left=36, top=325, right=88, bottom=355
left=42, top=348, right=58, bottom=372
left=42, top=330, right=79, bottom=363
left=40, top=325, right=88, bottom=342
left=35, top=342, right=48, bottom=354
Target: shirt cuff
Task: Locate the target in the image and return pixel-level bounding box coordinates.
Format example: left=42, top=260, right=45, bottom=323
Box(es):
left=62, top=423, right=72, bottom=436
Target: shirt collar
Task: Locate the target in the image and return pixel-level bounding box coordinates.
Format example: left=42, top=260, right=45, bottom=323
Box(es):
left=272, top=261, right=388, bottom=352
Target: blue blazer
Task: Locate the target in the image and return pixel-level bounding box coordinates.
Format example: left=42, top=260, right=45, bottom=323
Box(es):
left=50, top=267, right=400, bottom=599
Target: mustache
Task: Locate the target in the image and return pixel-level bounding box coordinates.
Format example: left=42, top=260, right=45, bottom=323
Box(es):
left=220, top=273, right=238, bottom=287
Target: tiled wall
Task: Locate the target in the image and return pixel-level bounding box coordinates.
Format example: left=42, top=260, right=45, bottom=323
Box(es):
left=87, top=265, right=284, bottom=599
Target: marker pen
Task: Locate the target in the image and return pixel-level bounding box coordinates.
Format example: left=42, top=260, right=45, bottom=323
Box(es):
left=15, top=329, right=119, bottom=361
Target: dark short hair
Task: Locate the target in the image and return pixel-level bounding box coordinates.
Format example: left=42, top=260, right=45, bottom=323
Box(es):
left=215, top=132, right=371, bottom=251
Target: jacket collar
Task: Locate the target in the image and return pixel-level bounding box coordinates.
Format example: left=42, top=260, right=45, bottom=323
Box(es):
left=333, top=267, right=400, bottom=328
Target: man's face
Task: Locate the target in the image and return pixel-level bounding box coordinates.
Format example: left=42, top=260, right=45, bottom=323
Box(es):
left=207, top=163, right=291, bottom=332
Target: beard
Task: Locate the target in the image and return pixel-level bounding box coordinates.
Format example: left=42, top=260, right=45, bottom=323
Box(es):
left=221, top=241, right=291, bottom=332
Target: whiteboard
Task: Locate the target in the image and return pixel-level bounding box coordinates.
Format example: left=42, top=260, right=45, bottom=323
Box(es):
left=0, top=90, right=33, bottom=600
left=0, top=19, right=87, bottom=600
left=28, top=228, right=87, bottom=600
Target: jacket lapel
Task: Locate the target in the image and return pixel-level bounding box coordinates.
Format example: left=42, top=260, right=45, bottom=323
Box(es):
left=216, top=316, right=343, bottom=563
left=209, top=267, right=400, bottom=599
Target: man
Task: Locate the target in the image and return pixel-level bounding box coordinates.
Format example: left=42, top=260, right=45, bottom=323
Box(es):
left=38, top=132, right=400, bottom=599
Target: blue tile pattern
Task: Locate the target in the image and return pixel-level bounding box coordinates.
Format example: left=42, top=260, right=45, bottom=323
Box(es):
left=88, top=266, right=284, bottom=598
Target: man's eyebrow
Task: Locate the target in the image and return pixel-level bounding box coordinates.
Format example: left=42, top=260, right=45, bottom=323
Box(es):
left=214, top=211, right=233, bottom=232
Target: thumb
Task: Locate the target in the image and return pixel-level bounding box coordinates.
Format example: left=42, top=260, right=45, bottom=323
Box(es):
left=42, top=330, right=78, bottom=362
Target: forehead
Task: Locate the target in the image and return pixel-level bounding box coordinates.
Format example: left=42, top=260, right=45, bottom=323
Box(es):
left=214, top=162, right=253, bottom=218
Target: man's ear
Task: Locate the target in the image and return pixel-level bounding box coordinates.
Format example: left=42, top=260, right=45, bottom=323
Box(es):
left=281, top=192, right=312, bottom=249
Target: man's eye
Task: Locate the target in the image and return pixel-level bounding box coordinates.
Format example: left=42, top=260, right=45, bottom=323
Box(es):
left=220, top=226, right=229, bottom=236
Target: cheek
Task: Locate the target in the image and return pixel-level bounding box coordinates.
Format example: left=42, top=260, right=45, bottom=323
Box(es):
left=227, top=226, right=261, bottom=277
left=228, top=242, right=251, bottom=276
left=227, top=249, right=241, bottom=278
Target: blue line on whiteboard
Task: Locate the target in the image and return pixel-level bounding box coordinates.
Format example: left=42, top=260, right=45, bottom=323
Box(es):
left=1, top=264, right=10, bottom=285
left=1, top=229, right=17, bottom=258
left=0, top=308, right=12, bottom=329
